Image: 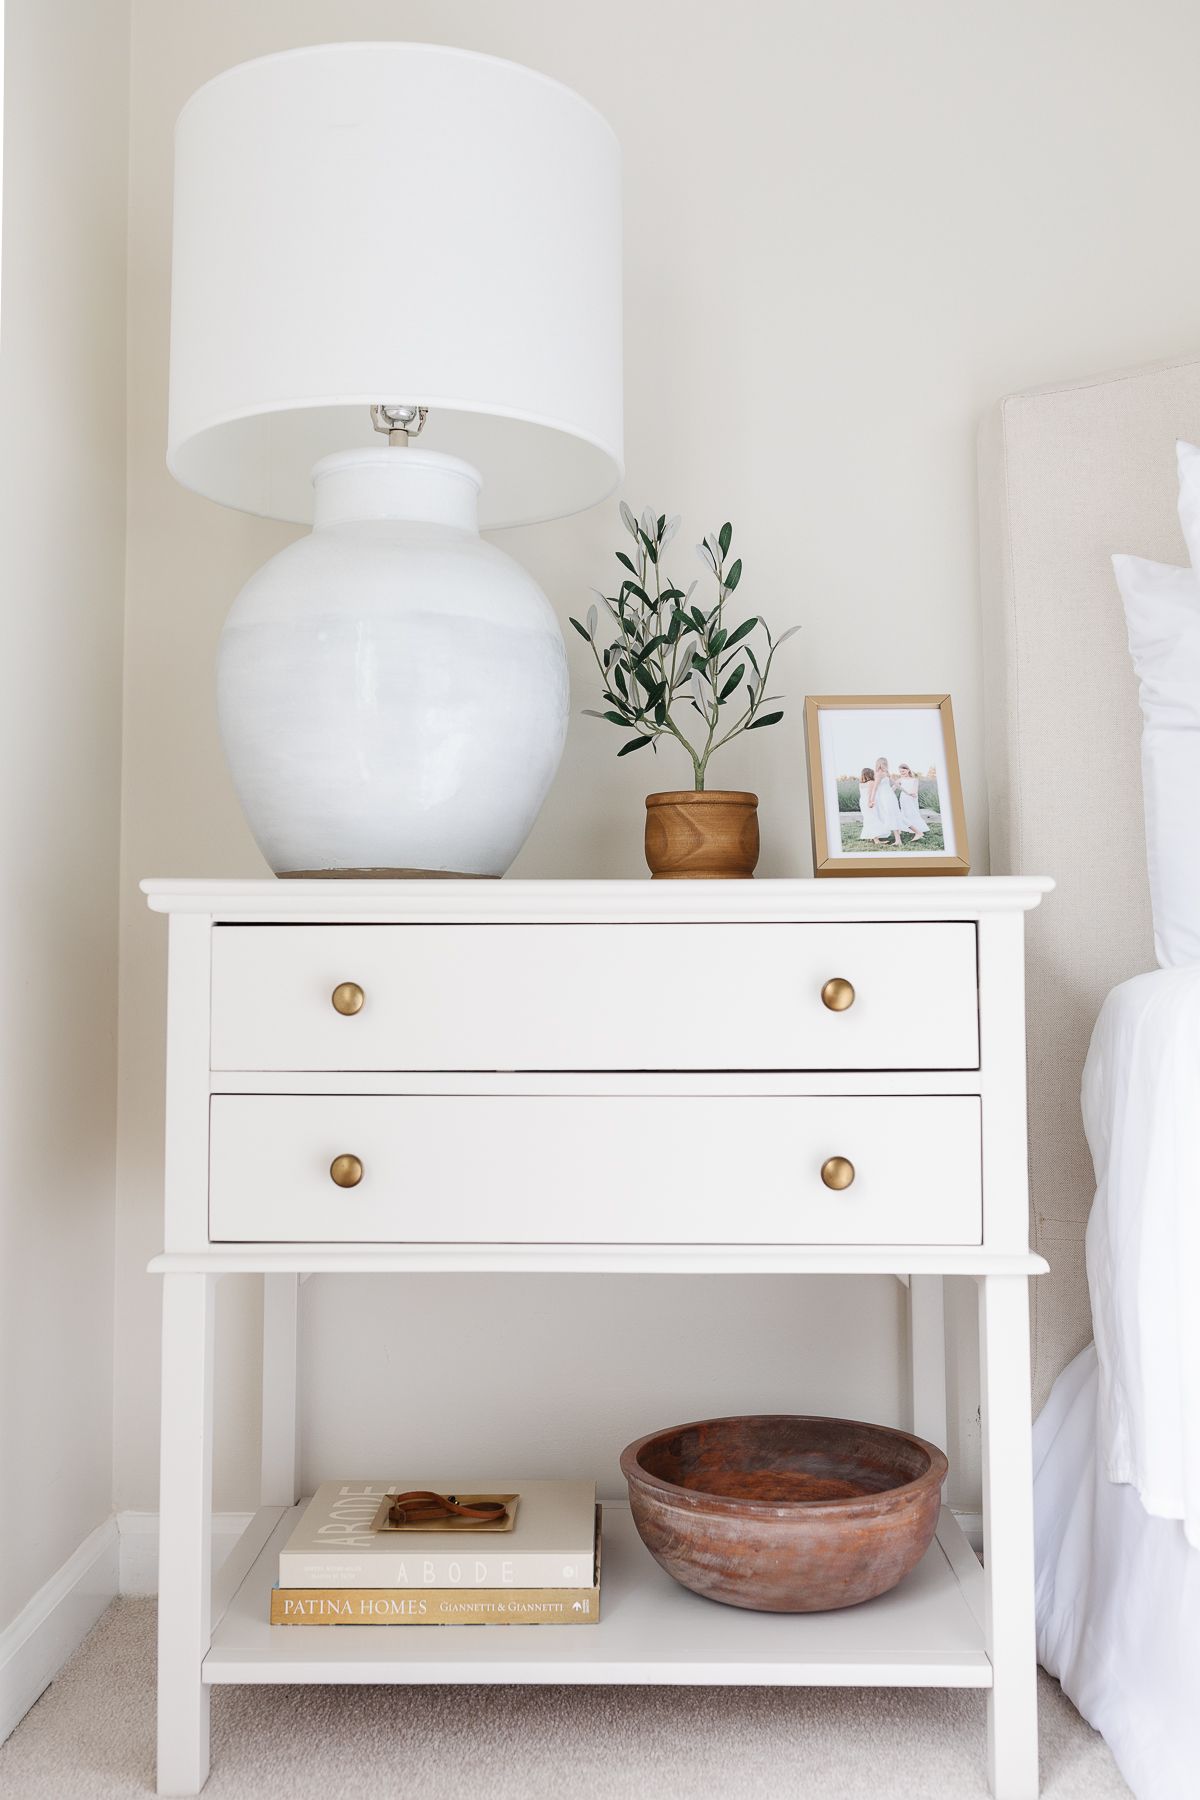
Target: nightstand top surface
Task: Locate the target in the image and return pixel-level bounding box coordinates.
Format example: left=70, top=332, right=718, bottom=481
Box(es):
left=142, top=875, right=1053, bottom=922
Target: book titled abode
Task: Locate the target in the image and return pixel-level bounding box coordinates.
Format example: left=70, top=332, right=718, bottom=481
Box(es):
left=272, top=1515, right=602, bottom=1626
left=279, top=1481, right=597, bottom=1589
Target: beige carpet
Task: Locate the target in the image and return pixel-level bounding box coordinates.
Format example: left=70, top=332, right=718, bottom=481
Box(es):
left=0, top=1598, right=1131, bottom=1799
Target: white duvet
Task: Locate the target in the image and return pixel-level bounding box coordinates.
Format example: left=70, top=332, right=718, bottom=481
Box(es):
left=1035, top=1343, right=1200, bottom=1800
left=1083, top=963, right=1200, bottom=1546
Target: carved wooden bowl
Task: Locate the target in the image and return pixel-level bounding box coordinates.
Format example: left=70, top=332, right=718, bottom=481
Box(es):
left=620, top=1414, right=948, bottom=1613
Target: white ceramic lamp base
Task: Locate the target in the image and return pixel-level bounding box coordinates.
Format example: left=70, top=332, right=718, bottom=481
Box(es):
left=216, top=448, right=569, bottom=877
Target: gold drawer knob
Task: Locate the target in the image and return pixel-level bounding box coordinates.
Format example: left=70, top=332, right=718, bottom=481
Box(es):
left=820, top=1156, right=855, bottom=1191
left=821, top=977, right=855, bottom=1012
left=329, top=1153, right=364, bottom=1189
left=331, top=982, right=365, bottom=1016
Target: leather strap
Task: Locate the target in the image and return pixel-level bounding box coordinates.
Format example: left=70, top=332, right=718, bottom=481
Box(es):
left=386, top=1490, right=508, bottom=1526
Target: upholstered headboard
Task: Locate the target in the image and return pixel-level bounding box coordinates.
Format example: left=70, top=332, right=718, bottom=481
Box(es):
left=979, top=351, right=1200, bottom=1409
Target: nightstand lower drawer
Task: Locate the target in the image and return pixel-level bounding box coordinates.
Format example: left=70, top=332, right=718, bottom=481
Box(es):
left=209, top=1095, right=982, bottom=1245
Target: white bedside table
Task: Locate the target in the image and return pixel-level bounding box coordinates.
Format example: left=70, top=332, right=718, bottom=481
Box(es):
left=144, top=875, right=1051, bottom=1798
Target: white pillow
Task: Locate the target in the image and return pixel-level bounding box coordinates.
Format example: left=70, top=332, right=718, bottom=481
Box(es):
left=1112, top=549, right=1200, bottom=967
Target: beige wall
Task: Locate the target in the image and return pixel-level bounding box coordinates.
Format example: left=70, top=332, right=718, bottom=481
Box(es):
left=0, top=0, right=129, bottom=1621
left=115, top=0, right=1200, bottom=1513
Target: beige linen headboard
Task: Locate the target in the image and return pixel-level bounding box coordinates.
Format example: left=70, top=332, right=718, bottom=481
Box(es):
left=979, top=351, right=1200, bottom=1410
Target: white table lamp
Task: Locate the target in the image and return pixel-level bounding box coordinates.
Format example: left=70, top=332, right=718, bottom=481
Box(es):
left=168, top=42, right=622, bottom=876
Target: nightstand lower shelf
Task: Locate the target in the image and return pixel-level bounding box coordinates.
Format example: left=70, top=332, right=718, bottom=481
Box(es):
left=204, top=1501, right=991, bottom=1689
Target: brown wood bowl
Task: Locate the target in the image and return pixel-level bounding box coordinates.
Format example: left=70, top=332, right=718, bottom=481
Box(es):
left=620, top=1414, right=948, bottom=1613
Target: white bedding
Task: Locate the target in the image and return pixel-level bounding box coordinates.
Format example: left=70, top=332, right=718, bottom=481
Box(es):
left=1035, top=1344, right=1200, bottom=1800
left=1082, top=963, right=1200, bottom=1545
left=1036, top=963, right=1200, bottom=1798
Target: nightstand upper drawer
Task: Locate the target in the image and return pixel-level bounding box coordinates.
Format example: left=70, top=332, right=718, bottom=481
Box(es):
left=209, top=922, right=978, bottom=1072
left=208, top=1093, right=983, bottom=1246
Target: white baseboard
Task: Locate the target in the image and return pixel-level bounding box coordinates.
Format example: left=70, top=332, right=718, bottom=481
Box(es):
left=0, top=1516, right=119, bottom=1744
left=953, top=1509, right=984, bottom=1555
left=117, top=1509, right=256, bottom=1597
left=0, top=1510, right=258, bottom=1745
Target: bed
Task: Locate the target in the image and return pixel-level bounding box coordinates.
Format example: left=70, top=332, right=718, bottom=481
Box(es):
left=979, top=352, right=1200, bottom=1800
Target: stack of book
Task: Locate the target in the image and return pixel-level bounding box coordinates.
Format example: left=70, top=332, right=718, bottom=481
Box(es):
left=271, top=1480, right=601, bottom=1625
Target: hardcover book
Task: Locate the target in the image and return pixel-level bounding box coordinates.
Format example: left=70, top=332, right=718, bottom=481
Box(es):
left=272, top=1513, right=603, bottom=1626
left=278, top=1480, right=597, bottom=1589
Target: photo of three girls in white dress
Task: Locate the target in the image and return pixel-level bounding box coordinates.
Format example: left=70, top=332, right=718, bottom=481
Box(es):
left=810, top=699, right=964, bottom=866
left=854, top=758, right=931, bottom=847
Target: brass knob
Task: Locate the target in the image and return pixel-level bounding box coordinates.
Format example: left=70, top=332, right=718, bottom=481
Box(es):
left=329, top=1154, right=363, bottom=1189
left=331, top=982, right=365, bottom=1016
left=820, top=1156, right=855, bottom=1191
left=821, top=977, right=855, bottom=1012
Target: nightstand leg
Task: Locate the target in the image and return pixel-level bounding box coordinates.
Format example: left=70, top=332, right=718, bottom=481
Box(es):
left=979, top=1273, right=1039, bottom=1799
left=260, top=1273, right=301, bottom=1506
left=157, top=1273, right=215, bottom=1796
left=908, top=1274, right=948, bottom=1449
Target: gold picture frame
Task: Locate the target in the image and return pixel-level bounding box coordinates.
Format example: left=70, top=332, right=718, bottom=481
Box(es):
left=804, top=695, right=970, bottom=877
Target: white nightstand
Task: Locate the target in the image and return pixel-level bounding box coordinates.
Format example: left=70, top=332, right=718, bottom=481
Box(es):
left=144, top=876, right=1051, bottom=1798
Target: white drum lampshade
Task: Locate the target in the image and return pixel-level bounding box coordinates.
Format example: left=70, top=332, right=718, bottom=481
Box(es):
left=168, top=43, right=623, bottom=876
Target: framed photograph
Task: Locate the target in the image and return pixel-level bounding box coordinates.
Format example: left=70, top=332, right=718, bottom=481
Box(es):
left=804, top=694, right=970, bottom=876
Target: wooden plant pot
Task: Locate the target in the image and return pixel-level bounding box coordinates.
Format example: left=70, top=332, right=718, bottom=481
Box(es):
left=644, top=790, right=760, bottom=880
